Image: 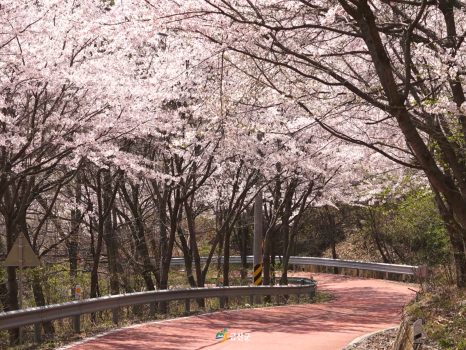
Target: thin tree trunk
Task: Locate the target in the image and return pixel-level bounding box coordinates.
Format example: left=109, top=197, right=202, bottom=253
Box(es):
left=223, top=226, right=233, bottom=287
left=177, top=225, right=197, bottom=287
left=6, top=266, right=19, bottom=345
left=325, top=207, right=339, bottom=274
left=103, top=171, right=119, bottom=296
left=280, top=183, right=294, bottom=285
left=238, top=213, right=249, bottom=281
left=184, top=201, right=205, bottom=306
left=69, top=174, right=81, bottom=296
left=119, top=183, right=158, bottom=291
left=5, top=221, right=19, bottom=345
left=32, top=269, right=55, bottom=334
left=89, top=169, right=120, bottom=320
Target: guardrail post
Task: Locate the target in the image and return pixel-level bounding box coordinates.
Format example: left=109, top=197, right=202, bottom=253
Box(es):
left=149, top=302, right=155, bottom=316
left=275, top=294, right=280, bottom=305
left=249, top=295, right=254, bottom=305
left=73, top=315, right=81, bottom=333
left=34, top=322, right=41, bottom=343
left=356, top=269, right=359, bottom=277
left=385, top=272, right=389, bottom=280
left=309, top=289, right=316, bottom=299
left=112, top=308, right=118, bottom=325
left=185, top=299, right=190, bottom=313
left=295, top=279, right=304, bottom=304
left=419, top=265, right=427, bottom=279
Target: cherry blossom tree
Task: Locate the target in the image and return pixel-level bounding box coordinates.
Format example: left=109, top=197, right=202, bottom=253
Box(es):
left=160, top=0, right=466, bottom=287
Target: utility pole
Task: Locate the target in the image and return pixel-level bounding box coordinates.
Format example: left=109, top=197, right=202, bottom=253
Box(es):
left=253, top=190, right=263, bottom=304
left=18, top=235, right=23, bottom=345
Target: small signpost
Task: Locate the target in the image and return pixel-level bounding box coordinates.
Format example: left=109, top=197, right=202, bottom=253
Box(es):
left=75, top=285, right=82, bottom=300
left=73, top=285, right=83, bottom=333
left=5, top=233, right=40, bottom=344
left=413, top=319, right=423, bottom=344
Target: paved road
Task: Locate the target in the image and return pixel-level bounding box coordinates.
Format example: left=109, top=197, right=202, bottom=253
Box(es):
left=63, top=274, right=416, bottom=350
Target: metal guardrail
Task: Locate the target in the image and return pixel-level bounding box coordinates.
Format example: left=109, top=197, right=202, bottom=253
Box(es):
left=284, top=277, right=315, bottom=285
left=288, top=257, right=427, bottom=277
left=0, top=284, right=316, bottom=335
left=1, top=255, right=422, bottom=344
left=241, top=276, right=315, bottom=285
left=170, top=256, right=427, bottom=277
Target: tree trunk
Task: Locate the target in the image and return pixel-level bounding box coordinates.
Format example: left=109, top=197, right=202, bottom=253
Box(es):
left=178, top=225, right=197, bottom=287
left=5, top=221, right=19, bottom=345
left=103, top=171, right=119, bottom=296
left=119, top=183, right=158, bottom=291
left=262, top=229, right=272, bottom=286
left=239, top=214, right=249, bottom=280
left=357, top=0, right=466, bottom=285
left=159, top=190, right=182, bottom=313
left=450, top=233, right=466, bottom=287
left=280, top=184, right=294, bottom=285
left=325, top=207, right=339, bottom=274
left=431, top=184, right=466, bottom=287
left=184, top=201, right=204, bottom=306
left=223, top=226, right=232, bottom=287
left=32, top=268, right=55, bottom=334
left=68, top=174, right=81, bottom=297
left=6, top=266, right=19, bottom=345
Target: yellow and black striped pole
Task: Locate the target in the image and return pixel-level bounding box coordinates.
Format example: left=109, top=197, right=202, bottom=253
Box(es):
left=253, top=263, right=262, bottom=285
left=253, top=190, right=263, bottom=303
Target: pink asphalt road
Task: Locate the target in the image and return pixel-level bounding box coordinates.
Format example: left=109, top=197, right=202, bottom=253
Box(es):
left=64, top=274, right=416, bottom=350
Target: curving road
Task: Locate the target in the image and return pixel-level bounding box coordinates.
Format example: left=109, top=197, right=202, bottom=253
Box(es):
left=62, top=273, right=416, bottom=350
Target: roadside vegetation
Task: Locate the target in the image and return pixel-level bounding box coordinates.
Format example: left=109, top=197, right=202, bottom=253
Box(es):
left=406, top=279, right=466, bottom=350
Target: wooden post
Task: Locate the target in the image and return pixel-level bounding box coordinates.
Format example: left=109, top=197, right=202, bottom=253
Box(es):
left=149, top=302, right=156, bottom=316
left=34, top=323, right=42, bottom=343
left=73, top=315, right=81, bottom=333
left=112, top=308, right=118, bottom=324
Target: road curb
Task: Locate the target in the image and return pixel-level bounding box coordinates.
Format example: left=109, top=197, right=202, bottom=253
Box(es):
left=344, top=326, right=398, bottom=348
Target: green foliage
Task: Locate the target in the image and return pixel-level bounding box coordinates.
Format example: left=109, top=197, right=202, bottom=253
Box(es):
left=392, top=190, right=450, bottom=265
left=357, top=187, right=451, bottom=266
left=405, top=284, right=466, bottom=350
